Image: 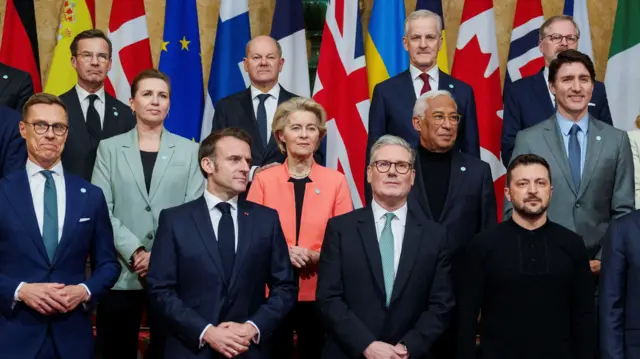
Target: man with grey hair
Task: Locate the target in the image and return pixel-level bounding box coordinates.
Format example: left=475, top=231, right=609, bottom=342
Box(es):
left=367, top=10, right=480, bottom=203
left=411, top=89, right=496, bottom=359
left=317, top=134, right=454, bottom=359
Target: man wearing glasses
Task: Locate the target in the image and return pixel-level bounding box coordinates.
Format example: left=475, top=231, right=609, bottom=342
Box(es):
left=58, top=29, right=135, bottom=181
left=410, top=90, right=496, bottom=359
left=501, top=15, right=612, bottom=167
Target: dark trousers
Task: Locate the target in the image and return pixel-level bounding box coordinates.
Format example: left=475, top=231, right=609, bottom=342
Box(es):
left=36, top=332, right=61, bottom=359
left=270, top=301, right=324, bottom=359
left=96, top=289, right=163, bottom=359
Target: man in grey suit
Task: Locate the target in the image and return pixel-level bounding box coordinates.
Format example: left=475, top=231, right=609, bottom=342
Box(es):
left=505, top=49, right=634, bottom=275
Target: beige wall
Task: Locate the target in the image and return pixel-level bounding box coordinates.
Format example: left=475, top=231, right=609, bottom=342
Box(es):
left=0, top=0, right=617, bottom=88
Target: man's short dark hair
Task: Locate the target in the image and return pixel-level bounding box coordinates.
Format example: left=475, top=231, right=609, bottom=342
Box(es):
left=548, top=49, right=596, bottom=84
left=506, top=154, right=552, bottom=186
left=198, top=128, right=252, bottom=177
left=70, top=29, right=113, bottom=58
left=22, top=93, right=68, bottom=120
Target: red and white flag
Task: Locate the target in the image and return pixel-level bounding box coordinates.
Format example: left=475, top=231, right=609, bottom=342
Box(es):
left=312, top=0, right=370, bottom=208
left=106, top=0, right=153, bottom=103
left=452, top=0, right=506, bottom=219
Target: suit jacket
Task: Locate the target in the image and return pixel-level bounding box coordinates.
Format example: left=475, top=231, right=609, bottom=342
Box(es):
left=247, top=161, right=353, bottom=301
left=316, top=199, right=454, bottom=359
left=0, top=169, right=120, bottom=359
left=600, top=210, right=640, bottom=359
left=59, top=87, right=136, bottom=182
left=0, top=62, right=34, bottom=111
left=147, top=197, right=298, bottom=359
left=626, top=130, right=640, bottom=209
left=0, top=105, right=26, bottom=178
left=505, top=115, right=634, bottom=259
left=91, top=127, right=204, bottom=290
left=501, top=68, right=612, bottom=167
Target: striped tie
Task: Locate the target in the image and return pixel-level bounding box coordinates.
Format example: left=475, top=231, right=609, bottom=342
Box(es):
left=379, top=213, right=396, bottom=306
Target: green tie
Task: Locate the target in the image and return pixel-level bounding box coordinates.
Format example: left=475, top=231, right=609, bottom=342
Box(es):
left=41, top=170, right=58, bottom=262
left=380, top=212, right=396, bottom=306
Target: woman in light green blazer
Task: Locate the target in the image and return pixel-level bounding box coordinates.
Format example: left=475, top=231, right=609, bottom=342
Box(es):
left=91, top=69, right=204, bottom=359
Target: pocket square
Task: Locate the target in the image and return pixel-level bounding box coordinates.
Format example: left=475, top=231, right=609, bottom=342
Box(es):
left=79, top=218, right=91, bottom=222
left=588, top=102, right=595, bottom=106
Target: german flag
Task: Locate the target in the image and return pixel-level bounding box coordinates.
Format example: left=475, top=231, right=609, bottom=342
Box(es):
left=0, top=0, right=41, bottom=92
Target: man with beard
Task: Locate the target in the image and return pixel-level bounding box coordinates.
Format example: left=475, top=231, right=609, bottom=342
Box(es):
left=457, top=154, right=596, bottom=359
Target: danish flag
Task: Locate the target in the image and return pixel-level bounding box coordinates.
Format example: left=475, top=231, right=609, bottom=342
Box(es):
left=312, top=0, right=370, bottom=208
left=452, top=0, right=506, bottom=219
left=106, top=0, right=153, bottom=103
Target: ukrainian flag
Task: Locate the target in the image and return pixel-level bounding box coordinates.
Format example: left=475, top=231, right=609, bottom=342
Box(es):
left=365, top=0, right=408, bottom=98
left=416, top=0, right=449, bottom=73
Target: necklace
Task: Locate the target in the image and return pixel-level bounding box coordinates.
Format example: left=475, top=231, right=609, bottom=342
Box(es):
left=289, top=168, right=311, bottom=179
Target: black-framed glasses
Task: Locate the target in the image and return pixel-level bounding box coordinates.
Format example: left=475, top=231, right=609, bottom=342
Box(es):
left=429, top=113, right=461, bottom=125
left=76, top=51, right=110, bottom=64
left=24, top=121, right=68, bottom=136
left=543, top=33, right=579, bottom=44
left=371, top=160, right=413, bottom=174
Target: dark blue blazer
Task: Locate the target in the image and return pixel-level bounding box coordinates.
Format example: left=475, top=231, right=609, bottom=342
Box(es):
left=0, top=170, right=120, bottom=359
left=501, top=68, right=612, bottom=166
left=147, top=196, right=298, bottom=359
left=0, top=105, right=26, bottom=178
left=367, top=69, right=480, bottom=160
left=600, top=210, right=640, bottom=359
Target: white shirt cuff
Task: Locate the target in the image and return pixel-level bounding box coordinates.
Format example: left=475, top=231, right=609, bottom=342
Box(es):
left=249, top=166, right=259, bottom=182
left=14, top=282, right=25, bottom=302
left=79, top=283, right=91, bottom=301
left=199, top=324, right=213, bottom=348
left=246, top=320, right=260, bottom=344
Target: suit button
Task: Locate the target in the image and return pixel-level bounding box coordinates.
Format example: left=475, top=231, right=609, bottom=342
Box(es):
left=575, top=203, right=580, bottom=208
left=145, top=206, right=151, bottom=212
left=147, top=233, right=153, bottom=240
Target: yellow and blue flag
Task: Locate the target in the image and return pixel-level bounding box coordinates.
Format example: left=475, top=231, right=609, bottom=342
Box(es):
left=365, top=0, right=408, bottom=98
left=159, top=0, right=204, bottom=141
left=416, top=0, right=449, bottom=73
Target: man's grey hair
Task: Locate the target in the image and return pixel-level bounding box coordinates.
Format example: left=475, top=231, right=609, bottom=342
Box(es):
left=369, top=135, right=416, bottom=166
left=245, top=36, right=283, bottom=58
left=413, top=90, right=457, bottom=119
left=404, top=10, right=443, bottom=37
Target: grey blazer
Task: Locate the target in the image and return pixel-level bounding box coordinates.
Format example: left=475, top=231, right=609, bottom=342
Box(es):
left=504, top=115, right=634, bottom=259
left=92, top=127, right=204, bottom=290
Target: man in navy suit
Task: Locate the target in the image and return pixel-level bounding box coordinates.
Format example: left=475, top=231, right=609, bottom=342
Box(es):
left=501, top=15, right=612, bottom=167
left=0, top=104, right=27, bottom=178
left=147, top=127, right=298, bottom=358
left=0, top=93, right=120, bottom=359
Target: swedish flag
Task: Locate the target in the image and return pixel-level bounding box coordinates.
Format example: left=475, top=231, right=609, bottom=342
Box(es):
left=159, top=0, right=204, bottom=141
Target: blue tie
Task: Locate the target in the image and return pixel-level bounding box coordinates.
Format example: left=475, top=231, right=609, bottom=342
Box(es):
left=379, top=213, right=396, bottom=307
left=256, top=94, right=270, bottom=148
left=568, top=124, right=582, bottom=190
left=216, top=202, right=235, bottom=281
left=41, top=170, right=58, bottom=262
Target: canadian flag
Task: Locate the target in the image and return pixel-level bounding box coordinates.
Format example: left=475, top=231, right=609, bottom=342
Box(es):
left=106, top=0, right=153, bottom=103
left=452, top=0, right=506, bottom=219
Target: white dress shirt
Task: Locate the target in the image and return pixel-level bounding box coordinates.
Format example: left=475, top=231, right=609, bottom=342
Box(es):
left=372, top=200, right=408, bottom=276
left=248, top=83, right=281, bottom=181
left=76, top=84, right=106, bottom=129
left=199, top=189, right=260, bottom=346
left=542, top=67, right=557, bottom=108
left=410, top=64, right=440, bottom=100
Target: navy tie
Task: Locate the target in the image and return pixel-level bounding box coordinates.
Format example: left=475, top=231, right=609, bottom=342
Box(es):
left=216, top=202, right=235, bottom=281
left=256, top=94, right=270, bottom=147
left=568, top=124, right=582, bottom=190
left=41, top=170, right=58, bottom=262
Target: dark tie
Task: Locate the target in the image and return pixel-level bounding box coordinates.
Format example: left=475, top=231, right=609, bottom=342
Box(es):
left=256, top=94, right=270, bottom=147
left=86, top=94, right=102, bottom=136
left=216, top=202, right=235, bottom=281
left=419, top=73, right=431, bottom=95
left=568, top=124, right=582, bottom=190
left=41, top=170, right=58, bottom=262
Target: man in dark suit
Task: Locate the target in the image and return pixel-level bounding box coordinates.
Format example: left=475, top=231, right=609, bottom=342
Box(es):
left=317, top=134, right=454, bottom=359
left=0, top=93, right=120, bottom=359
left=410, top=90, right=496, bottom=358
left=211, top=35, right=321, bottom=181
left=147, top=127, right=298, bottom=359
left=0, top=105, right=27, bottom=178
left=0, top=61, right=34, bottom=111
left=368, top=10, right=480, bottom=163
left=58, top=29, right=135, bottom=181
left=501, top=15, right=612, bottom=167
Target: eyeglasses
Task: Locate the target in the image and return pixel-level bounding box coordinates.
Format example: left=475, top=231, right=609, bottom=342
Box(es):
left=429, top=113, right=461, bottom=125
left=24, top=121, right=69, bottom=136
left=76, top=52, right=110, bottom=64
left=371, top=160, right=413, bottom=174
left=543, top=33, right=579, bottom=44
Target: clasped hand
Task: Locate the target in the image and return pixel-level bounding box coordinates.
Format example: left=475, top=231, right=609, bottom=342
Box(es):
left=204, top=322, right=257, bottom=358
left=18, top=283, right=88, bottom=315
left=288, top=246, right=320, bottom=279
left=132, top=249, right=151, bottom=278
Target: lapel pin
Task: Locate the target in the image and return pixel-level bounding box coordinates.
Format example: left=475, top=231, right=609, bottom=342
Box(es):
left=315, top=189, right=320, bottom=194
left=460, top=166, right=466, bottom=172
left=244, top=212, right=249, bottom=216
left=2, top=75, right=7, bottom=79
left=596, top=136, right=601, bottom=141
left=80, top=188, right=86, bottom=193
left=114, top=111, right=119, bottom=117
left=449, top=84, right=454, bottom=89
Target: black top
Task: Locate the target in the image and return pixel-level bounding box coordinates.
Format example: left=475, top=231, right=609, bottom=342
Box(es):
left=417, top=146, right=452, bottom=221
left=457, top=218, right=596, bottom=359
left=140, top=151, right=158, bottom=193
left=288, top=176, right=312, bottom=244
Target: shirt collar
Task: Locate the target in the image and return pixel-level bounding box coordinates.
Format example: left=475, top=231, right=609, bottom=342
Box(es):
left=371, top=199, right=408, bottom=224
left=75, top=84, right=105, bottom=104
left=556, top=111, right=589, bottom=136
left=543, top=66, right=550, bottom=83
left=26, top=159, right=64, bottom=178
left=203, top=188, right=238, bottom=212
left=250, top=83, right=280, bottom=101
left=410, top=64, right=440, bottom=85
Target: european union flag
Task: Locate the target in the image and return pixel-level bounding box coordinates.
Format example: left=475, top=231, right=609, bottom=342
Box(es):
left=159, top=0, right=204, bottom=141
